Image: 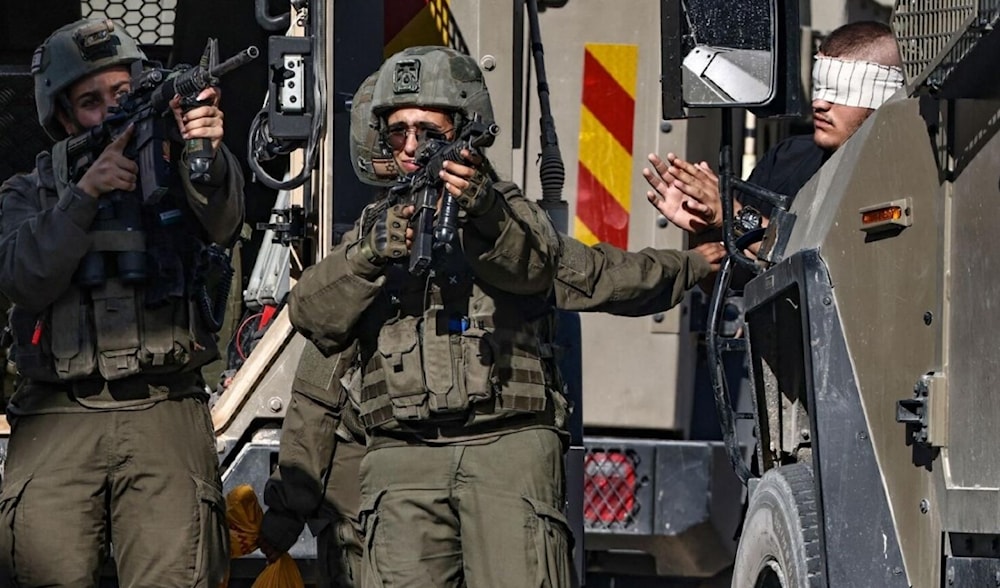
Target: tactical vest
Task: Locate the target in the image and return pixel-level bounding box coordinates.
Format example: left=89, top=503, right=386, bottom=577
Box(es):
left=9, top=148, right=218, bottom=384
left=353, top=249, right=556, bottom=432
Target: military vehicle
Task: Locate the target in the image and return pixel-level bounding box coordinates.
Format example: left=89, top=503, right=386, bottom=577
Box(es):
left=694, top=1, right=1000, bottom=587
left=4, top=0, right=986, bottom=587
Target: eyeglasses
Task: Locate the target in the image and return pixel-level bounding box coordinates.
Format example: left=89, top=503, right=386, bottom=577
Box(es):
left=384, top=123, right=453, bottom=150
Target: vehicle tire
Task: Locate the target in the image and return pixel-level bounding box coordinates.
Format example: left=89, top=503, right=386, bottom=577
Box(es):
left=732, top=463, right=824, bottom=588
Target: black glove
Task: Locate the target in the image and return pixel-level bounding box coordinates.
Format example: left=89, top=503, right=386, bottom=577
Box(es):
left=454, top=169, right=496, bottom=217
left=260, top=507, right=306, bottom=558
left=347, top=202, right=410, bottom=276
left=356, top=203, right=409, bottom=264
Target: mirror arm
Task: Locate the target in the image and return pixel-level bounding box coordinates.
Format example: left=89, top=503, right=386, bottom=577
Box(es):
left=660, top=0, right=686, bottom=119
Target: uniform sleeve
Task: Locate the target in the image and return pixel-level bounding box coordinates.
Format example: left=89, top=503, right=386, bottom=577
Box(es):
left=178, top=143, right=245, bottom=246
left=462, top=182, right=559, bottom=295
left=288, top=223, right=384, bottom=356
left=0, top=173, right=98, bottom=312
left=262, top=341, right=356, bottom=549
left=555, top=237, right=712, bottom=316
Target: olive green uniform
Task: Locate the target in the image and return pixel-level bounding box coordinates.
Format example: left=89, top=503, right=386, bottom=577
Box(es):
left=554, top=235, right=711, bottom=314
left=282, top=173, right=709, bottom=586
left=262, top=342, right=366, bottom=588
left=277, top=192, right=710, bottom=586
left=0, top=137, right=243, bottom=587
left=289, top=178, right=567, bottom=587
left=268, top=41, right=712, bottom=587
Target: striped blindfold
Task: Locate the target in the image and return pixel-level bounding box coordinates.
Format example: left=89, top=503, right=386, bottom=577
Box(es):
left=812, top=56, right=904, bottom=109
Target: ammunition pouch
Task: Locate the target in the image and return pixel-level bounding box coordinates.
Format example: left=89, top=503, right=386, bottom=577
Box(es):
left=360, top=315, right=428, bottom=427
left=357, top=307, right=549, bottom=431
left=91, top=279, right=143, bottom=379
left=10, top=279, right=215, bottom=383
left=9, top=305, right=64, bottom=384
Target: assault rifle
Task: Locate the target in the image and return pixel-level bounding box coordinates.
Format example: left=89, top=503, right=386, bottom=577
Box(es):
left=65, top=38, right=257, bottom=288
left=65, top=38, right=259, bottom=206
left=390, top=115, right=500, bottom=275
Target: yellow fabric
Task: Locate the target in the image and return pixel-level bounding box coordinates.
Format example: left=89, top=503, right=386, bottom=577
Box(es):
left=222, top=484, right=305, bottom=588
left=252, top=556, right=304, bottom=588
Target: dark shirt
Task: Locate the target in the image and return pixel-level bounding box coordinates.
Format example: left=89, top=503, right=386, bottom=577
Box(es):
left=740, top=134, right=829, bottom=215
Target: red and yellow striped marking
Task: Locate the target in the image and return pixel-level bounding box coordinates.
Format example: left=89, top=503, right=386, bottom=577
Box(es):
left=384, top=0, right=449, bottom=57
left=575, top=44, right=638, bottom=249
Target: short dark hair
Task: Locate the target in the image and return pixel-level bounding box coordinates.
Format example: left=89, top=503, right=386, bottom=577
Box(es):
left=819, top=21, right=901, bottom=67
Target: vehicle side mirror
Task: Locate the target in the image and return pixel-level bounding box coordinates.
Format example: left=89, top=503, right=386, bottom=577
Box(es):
left=661, top=0, right=781, bottom=116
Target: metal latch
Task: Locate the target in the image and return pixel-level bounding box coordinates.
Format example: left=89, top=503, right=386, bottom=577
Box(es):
left=256, top=205, right=305, bottom=245
left=896, top=373, right=947, bottom=448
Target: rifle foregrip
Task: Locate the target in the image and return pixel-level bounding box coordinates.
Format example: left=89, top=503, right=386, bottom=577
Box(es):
left=180, top=95, right=216, bottom=181
left=434, top=194, right=460, bottom=246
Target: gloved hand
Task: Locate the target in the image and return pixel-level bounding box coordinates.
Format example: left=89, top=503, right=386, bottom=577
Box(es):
left=347, top=202, right=410, bottom=275
left=441, top=156, right=496, bottom=217
left=259, top=508, right=306, bottom=562
left=453, top=169, right=495, bottom=216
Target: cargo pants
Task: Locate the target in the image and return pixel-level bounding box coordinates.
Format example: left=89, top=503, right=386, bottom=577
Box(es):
left=0, top=396, right=228, bottom=587
left=359, top=427, right=573, bottom=588
left=317, top=435, right=365, bottom=588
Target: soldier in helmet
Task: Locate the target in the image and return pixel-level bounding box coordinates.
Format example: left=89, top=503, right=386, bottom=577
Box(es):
left=0, top=18, right=243, bottom=587
left=266, top=50, right=725, bottom=587
left=285, top=45, right=567, bottom=586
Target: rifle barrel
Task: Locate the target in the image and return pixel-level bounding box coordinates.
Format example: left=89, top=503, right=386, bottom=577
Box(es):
left=211, top=46, right=260, bottom=77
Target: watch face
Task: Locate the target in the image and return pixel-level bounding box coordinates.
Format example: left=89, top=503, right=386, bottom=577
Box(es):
left=736, top=206, right=763, bottom=234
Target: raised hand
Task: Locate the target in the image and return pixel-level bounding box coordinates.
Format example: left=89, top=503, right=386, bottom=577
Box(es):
left=666, top=154, right=722, bottom=228
left=77, top=124, right=138, bottom=198
left=362, top=203, right=412, bottom=265
left=169, top=87, right=224, bottom=152
left=440, top=149, right=494, bottom=216
left=643, top=152, right=721, bottom=234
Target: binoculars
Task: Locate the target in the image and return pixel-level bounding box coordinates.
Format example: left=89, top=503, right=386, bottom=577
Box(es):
left=76, top=192, right=147, bottom=287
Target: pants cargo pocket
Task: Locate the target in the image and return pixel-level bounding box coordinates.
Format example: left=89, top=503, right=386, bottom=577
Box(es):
left=0, top=476, right=30, bottom=585
left=524, top=496, right=573, bottom=588
left=192, top=475, right=228, bottom=588
left=318, top=518, right=364, bottom=588
left=359, top=489, right=387, bottom=588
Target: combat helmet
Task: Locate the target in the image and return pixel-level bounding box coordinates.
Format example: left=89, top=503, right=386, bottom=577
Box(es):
left=370, top=46, right=494, bottom=132
left=350, top=71, right=397, bottom=186
left=32, top=18, right=146, bottom=140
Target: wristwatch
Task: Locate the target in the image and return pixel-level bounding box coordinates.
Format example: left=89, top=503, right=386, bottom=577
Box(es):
left=733, top=205, right=763, bottom=238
